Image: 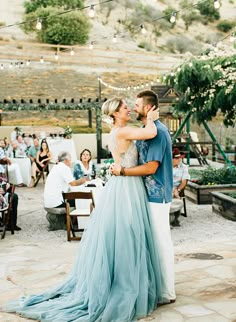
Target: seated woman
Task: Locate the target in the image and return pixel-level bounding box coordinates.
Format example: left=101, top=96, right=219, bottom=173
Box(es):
left=73, top=149, right=96, bottom=184
left=31, top=139, right=51, bottom=186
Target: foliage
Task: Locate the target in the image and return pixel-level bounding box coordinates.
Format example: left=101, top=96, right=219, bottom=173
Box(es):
left=197, top=0, right=220, bottom=23
left=165, top=36, right=201, bottom=55
left=225, top=137, right=235, bottom=152
left=216, top=20, right=235, bottom=33
left=180, top=0, right=202, bottom=30
left=99, top=158, right=114, bottom=180
left=0, top=102, right=100, bottom=111
left=64, top=125, right=73, bottom=137
left=164, top=44, right=236, bottom=127
left=24, top=0, right=84, bottom=13
left=22, top=3, right=90, bottom=45
left=223, top=191, right=236, bottom=199
left=193, top=166, right=236, bottom=185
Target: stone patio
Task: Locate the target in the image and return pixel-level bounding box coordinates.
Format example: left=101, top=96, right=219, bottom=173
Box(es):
left=0, top=183, right=236, bottom=321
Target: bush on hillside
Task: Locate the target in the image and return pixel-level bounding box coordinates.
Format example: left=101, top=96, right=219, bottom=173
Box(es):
left=197, top=1, right=220, bottom=23
left=24, top=0, right=84, bottom=14
left=217, top=20, right=235, bottom=33
left=21, top=7, right=90, bottom=45
left=165, top=36, right=202, bottom=55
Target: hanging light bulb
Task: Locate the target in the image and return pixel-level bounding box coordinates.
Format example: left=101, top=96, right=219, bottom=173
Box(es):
left=0, top=64, right=4, bottom=70
left=36, top=18, right=42, bottom=30
left=140, top=24, right=147, bottom=35
left=214, top=0, right=221, bottom=9
left=89, top=41, right=94, bottom=50
left=26, top=59, right=30, bottom=66
left=9, top=62, right=13, bottom=69
left=70, top=47, right=75, bottom=56
left=54, top=52, right=59, bottom=60
left=88, top=5, right=95, bottom=18
left=112, top=34, right=117, bottom=43
left=40, top=56, right=44, bottom=64
left=230, top=32, right=235, bottom=42
left=170, top=12, right=176, bottom=23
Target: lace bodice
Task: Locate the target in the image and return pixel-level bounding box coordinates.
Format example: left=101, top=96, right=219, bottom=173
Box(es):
left=108, top=128, right=138, bottom=168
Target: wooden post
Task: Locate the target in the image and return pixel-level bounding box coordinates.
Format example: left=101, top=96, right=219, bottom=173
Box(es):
left=96, top=79, right=102, bottom=163
left=88, top=109, right=92, bottom=128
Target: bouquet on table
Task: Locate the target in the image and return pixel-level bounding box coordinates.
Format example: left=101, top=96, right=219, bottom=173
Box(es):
left=64, top=125, right=73, bottom=138
left=99, top=158, right=114, bottom=182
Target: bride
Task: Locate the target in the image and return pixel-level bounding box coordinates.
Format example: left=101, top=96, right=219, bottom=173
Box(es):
left=3, top=97, right=163, bottom=322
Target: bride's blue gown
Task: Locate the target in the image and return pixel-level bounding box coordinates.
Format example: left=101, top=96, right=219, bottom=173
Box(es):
left=4, top=133, right=163, bottom=321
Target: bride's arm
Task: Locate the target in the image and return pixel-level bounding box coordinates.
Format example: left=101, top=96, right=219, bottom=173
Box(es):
left=118, top=108, right=159, bottom=141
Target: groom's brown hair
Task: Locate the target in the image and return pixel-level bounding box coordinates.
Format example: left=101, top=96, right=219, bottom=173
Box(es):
left=137, top=90, right=159, bottom=110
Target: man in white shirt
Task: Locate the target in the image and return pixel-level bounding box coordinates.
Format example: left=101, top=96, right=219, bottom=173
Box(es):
left=44, top=151, right=86, bottom=209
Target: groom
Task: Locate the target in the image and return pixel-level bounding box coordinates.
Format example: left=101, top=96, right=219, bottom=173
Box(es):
left=111, top=89, right=176, bottom=304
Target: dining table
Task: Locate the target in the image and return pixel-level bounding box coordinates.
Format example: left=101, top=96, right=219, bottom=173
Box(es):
left=8, top=157, right=32, bottom=186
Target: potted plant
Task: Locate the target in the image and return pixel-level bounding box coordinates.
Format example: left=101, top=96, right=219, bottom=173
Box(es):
left=212, top=191, right=236, bottom=221
left=185, top=166, right=236, bottom=204
left=64, top=125, right=73, bottom=139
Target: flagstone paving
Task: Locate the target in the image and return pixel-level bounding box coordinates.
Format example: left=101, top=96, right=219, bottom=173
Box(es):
left=0, top=184, right=235, bottom=321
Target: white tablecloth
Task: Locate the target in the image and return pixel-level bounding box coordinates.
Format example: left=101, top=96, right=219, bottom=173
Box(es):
left=70, top=180, right=104, bottom=229
left=46, top=138, right=77, bottom=163
left=9, top=158, right=31, bottom=186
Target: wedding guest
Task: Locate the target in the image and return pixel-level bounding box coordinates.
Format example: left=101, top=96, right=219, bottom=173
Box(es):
left=3, top=137, right=13, bottom=158
left=30, top=140, right=51, bottom=186
left=73, top=149, right=96, bottom=181
left=172, top=148, right=190, bottom=199
left=16, top=135, right=27, bottom=157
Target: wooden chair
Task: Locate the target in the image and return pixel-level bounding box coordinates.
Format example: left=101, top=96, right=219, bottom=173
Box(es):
left=62, top=191, right=95, bottom=241
left=179, top=188, right=187, bottom=217
left=34, top=160, right=50, bottom=187
left=0, top=184, right=15, bottom=239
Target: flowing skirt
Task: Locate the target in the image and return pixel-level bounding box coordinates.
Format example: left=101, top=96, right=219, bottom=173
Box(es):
left=4, top=176, right=163, bottom=322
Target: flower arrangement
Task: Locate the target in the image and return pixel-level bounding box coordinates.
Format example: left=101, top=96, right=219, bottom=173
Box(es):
left=64, top=125, right=73, bottom=138
left=99, top=158, right=114, bottom=181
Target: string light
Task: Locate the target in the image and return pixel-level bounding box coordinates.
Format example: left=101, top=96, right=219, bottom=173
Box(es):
left=229, top=32, right=235, bottom=42
left=214, top=0, right=221, bottom=9
left=54, top=52, right=59, bottom=60
left=36, top=18, right=42, bottom=30
left=140, top=24, right=147, bottom=35
left=40, top=56, right=44, bottom=63
left=88, top=5, right=95, bottom=18
left=0, top=64, right=4, bottom=70
left=112, top=34, right=117, bottom=43
left=89, top=41, right=94, bottom=50
left=26, top=59, right=31, bottom=66
left=70, top=47, right=75, bottom=55
left=170, top=12, right=176, bottom=24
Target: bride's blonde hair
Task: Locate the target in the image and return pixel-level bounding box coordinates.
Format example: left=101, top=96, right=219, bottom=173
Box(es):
left=102, top=97, right=123, bottom=119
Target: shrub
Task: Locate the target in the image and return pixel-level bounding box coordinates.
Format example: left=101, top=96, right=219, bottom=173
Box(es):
left=197, top=166, right=236, bottom=185
left=217, top=20, right=234, bottom=33
left=197, top=1, right=220, bottom=23
left=21, top=7, right=91, bottom=45
left=24, top=0, right=84, bottom=14
left=165, top=36, right=202, bottom=55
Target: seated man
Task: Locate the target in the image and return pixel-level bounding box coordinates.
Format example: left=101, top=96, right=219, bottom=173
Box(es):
left=172, top=147, right=190, bottom=199
left=170, top=148, right=190, bottom=226
left=0, top=177, right=21, bottom=231
left=44, top=151, right=86, bottom=209
left=44, top=151, right=86, bottom=230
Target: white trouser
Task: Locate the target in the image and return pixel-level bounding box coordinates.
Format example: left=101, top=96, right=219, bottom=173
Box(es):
left=7, top=164, right=23, bottom=185
left=149, top=202, right=176, bottom=301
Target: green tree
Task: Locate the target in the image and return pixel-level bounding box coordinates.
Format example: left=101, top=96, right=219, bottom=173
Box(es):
left=164, top=46, right=236, bottom=127
left=217, top=20, right=234, bottom=33
left=197, top=0, right=220, bottom=23
left=180, top=0, right=202, bottom=30
left=22, top=7, right=90, bottom=45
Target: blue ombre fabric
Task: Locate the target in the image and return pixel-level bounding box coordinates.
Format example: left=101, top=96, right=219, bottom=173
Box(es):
left=4, top=139, right=163, bottom=322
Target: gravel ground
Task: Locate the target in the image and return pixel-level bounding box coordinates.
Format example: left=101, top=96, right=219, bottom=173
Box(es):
left=14, top=184, right=236, bottom=252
